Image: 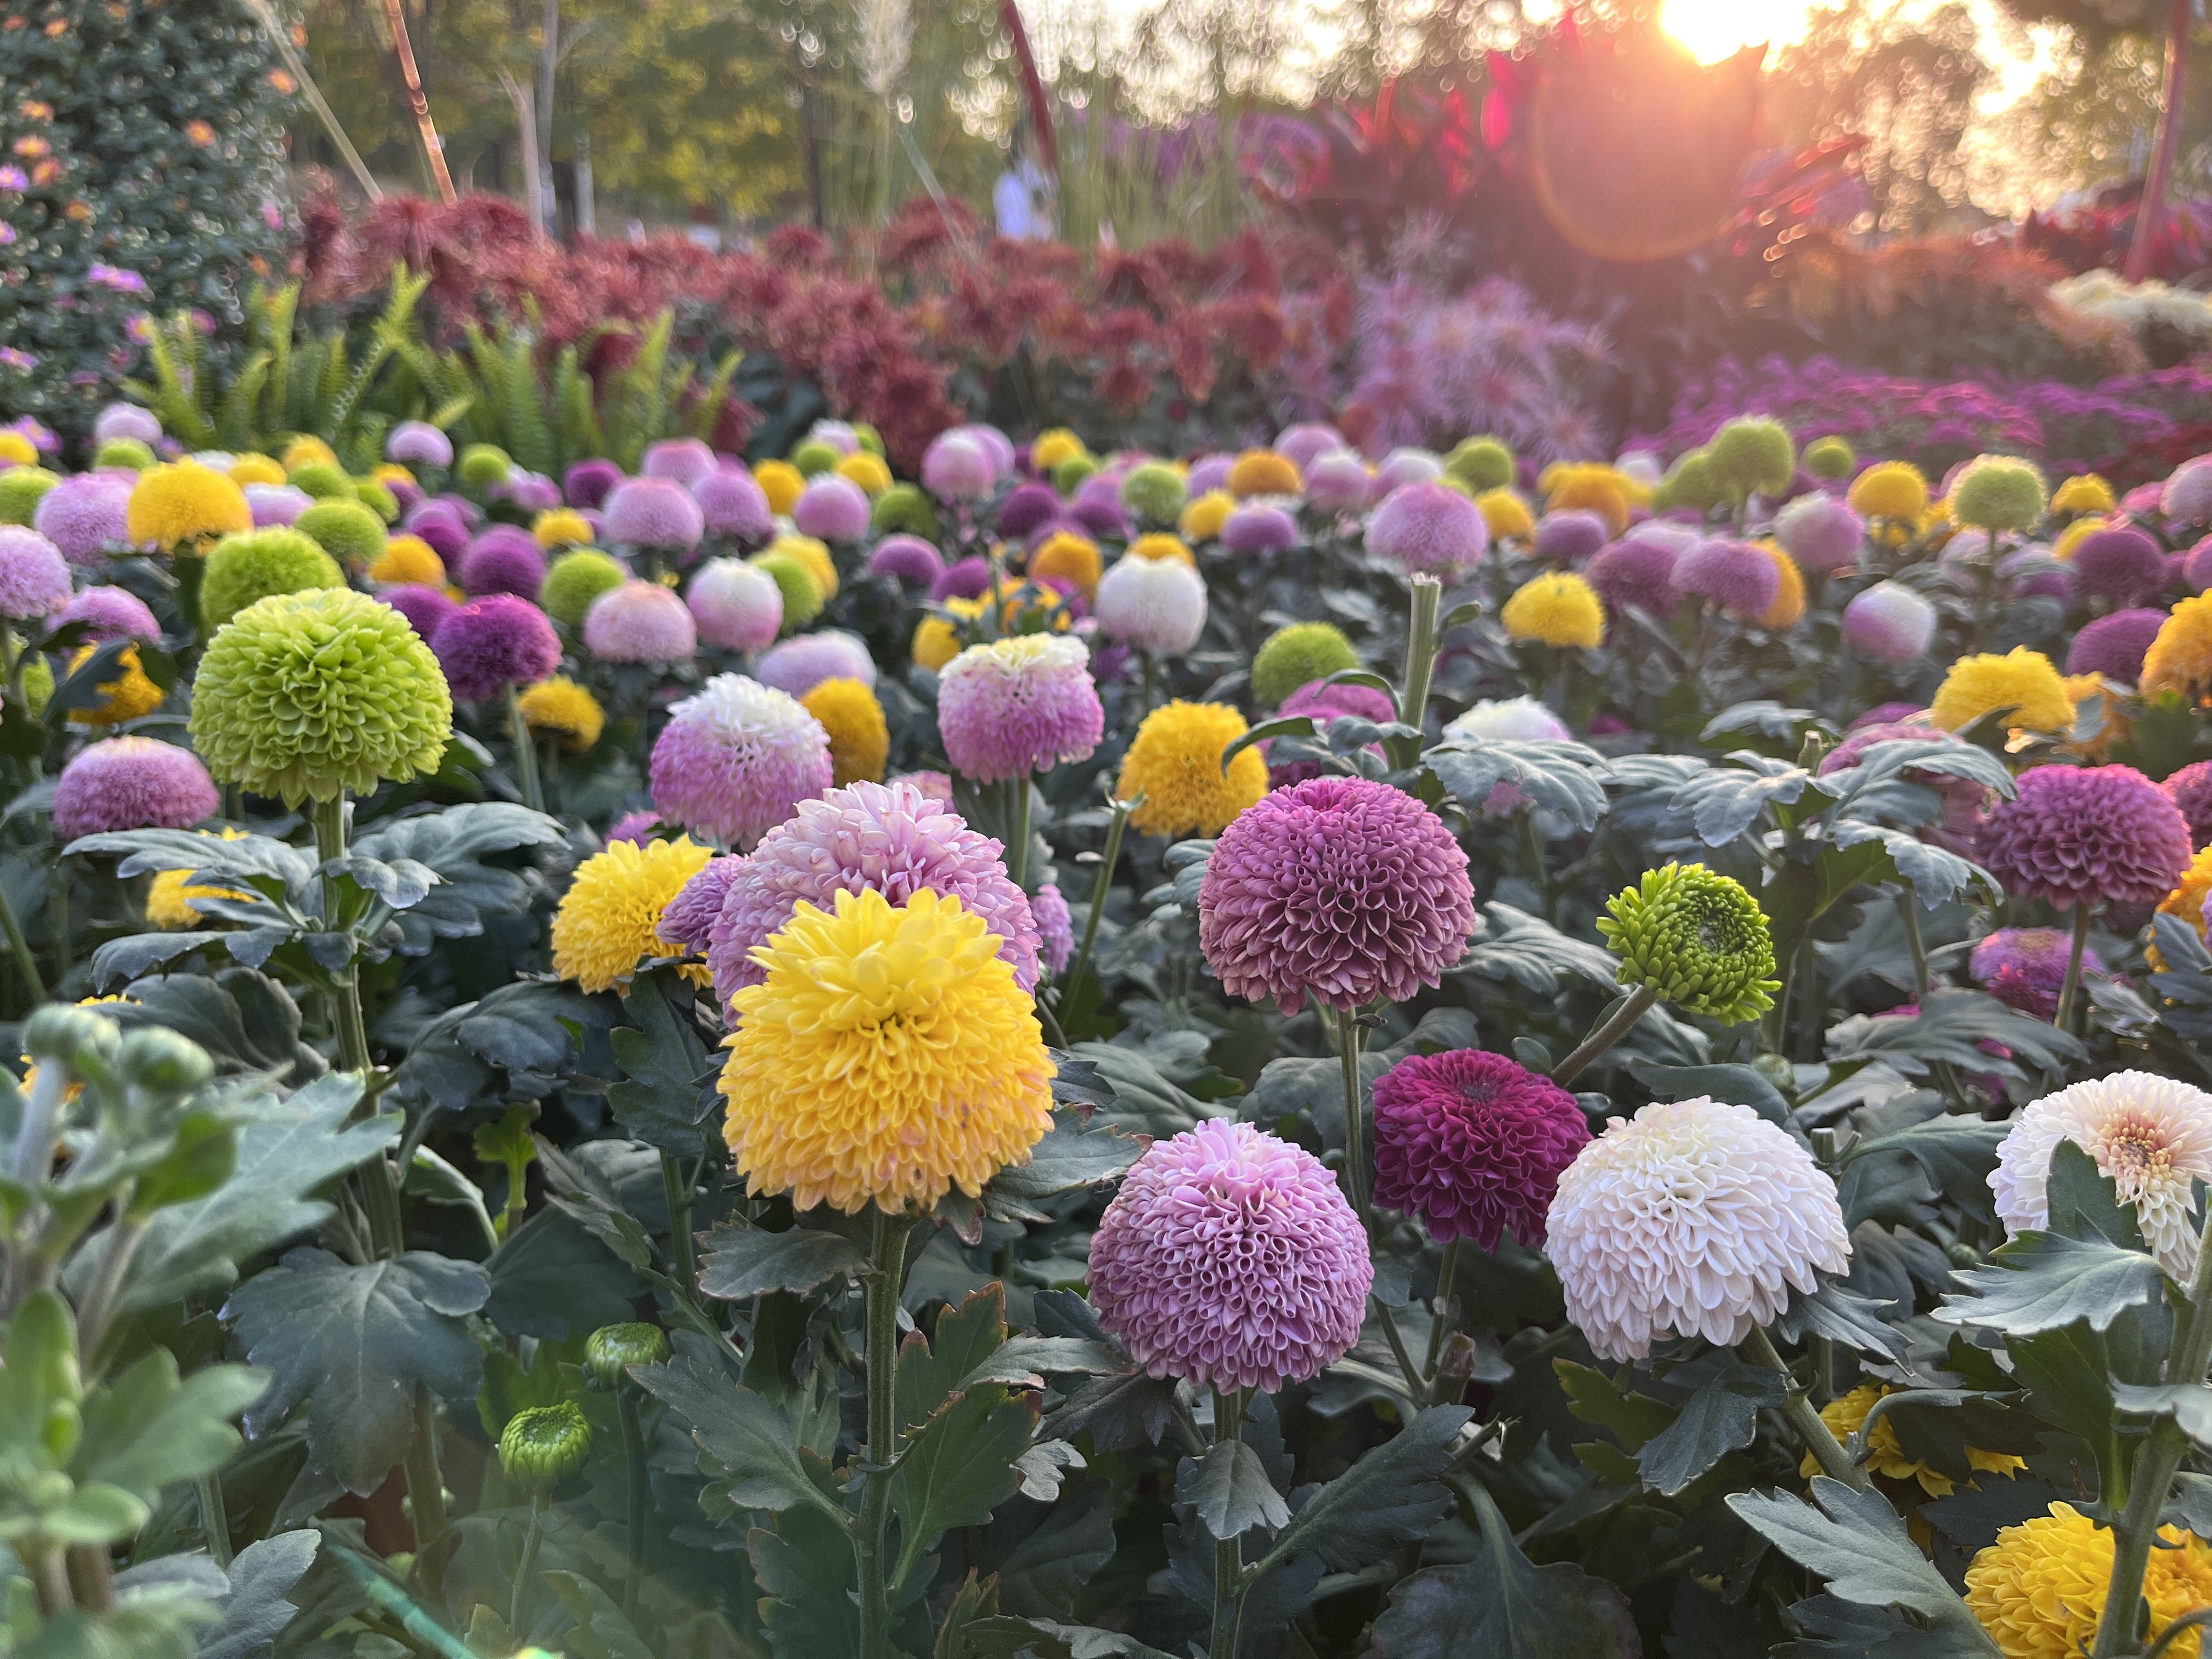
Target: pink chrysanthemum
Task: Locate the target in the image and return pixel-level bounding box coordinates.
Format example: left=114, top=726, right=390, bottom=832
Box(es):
left=386, top=421, right=452, bottom=469
left=661, top=853, right=741, bottom=951
left=1774, top=492, right=1864, bottom=574
left=1673, top=537, right=1779, bottom=618
left=704, top=777, right=1040, bottom=1013
left=892, top=769, right=955, bottom=805
left=1275, top=423, right=1345, bottom=472
left=755, top=630, right=877, bottom=699
left=381, top=584, right=458, bottom=642
left=1976, top=763, right=2192, bottom=910
left=1367, top=481, right=1489, bottom=578
left=459, top=527, right=546, bottom=601
left=55, top=584, right=157, bottom=642
left=33, top=472, right=133, bottom=565
left=54, top=736, right=219, bottom=838
left=1372, top=1048, right=1590, bottom=1248
left=433, top=594, right=561, bottom=702
left=1841, top=582, right=1938, bottom=664
left=1184, top=454, right=1234, bottom=496
left=1971, top=927, right=2108, bottom=1020
left=1087, top=1119, right=1372, bottom=1394
left=2072, top=526, right=2169, bottom=607
left=1993, top=1071, right=2212, bottom=1278
left=1534, top=509, right=1607, bottom=565
left=791, top=475, right=871, bottom=543
left=0, top=526, right=71, bottom=620
left=1304, top=450, right=1373, bottom=516
left=2164, top=459, right=2212, bottom=526
left=1546, top=1098, right=1851, bottom=1362
left=1372, top=447, right=1443, bottom=499
left=868, top=534, right=944, bottom=587
left=584, top=580, right=697, bottom=663
left=641, top=438, right=718, bottom=488
left=603, top=477, right=706, bottom=550
left=1587, top=529, right=1683, bottom=618
left=2165, top=760, right=2212, bottom=848
left=604, top=809, right=662, bottom=847
left=1266, top=679, right=1397, bottom=787
left=1033, top=881, right=1073, bottom=974
left=1197, top=775, right=1475, bottom=1014
left=922, top=432, right=995, bottom=502
left=93, top=404, right=162, bottom=447
left=935, top=634, right=1104, bottom=784
left=2068, top=608, right=2170, bottom=682
left=693, top=467, right=775, bottom=545
left=1221, top=502, right=1299, bottom=555
left=648, top=673, right=831, bottom=850
left=687, top=557, right=783, bottom=651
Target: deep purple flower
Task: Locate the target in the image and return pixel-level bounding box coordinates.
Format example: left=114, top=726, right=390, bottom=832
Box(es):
left=1673, top=537, right=1779, bottom=617
left=55, top=584, right=157, bottom=641
left=693, top=467, right=774, bottom=545
left=650, top=673, right=830, bottom=849
left=1977, top=763, right=2193, bottom=910
left=1221, top=502, right=1299, bottom=555
left=1970, top=927, right=2108, bottom=1019
left=494, top=471, right=562, bottom=515
left=54, top=737, right=218, bottom=838
left=641, top=438, right=717, bottom=488
left=565, top=459, right=624, bottom=510
left=405, top=504, right=471, bottom=564
left=1371, top=1048, right=1590, bottom=1248
left=936, top=635, right=1103, bottom=783
left=2072, top=526, right=2169, bottom=607
left=2164, top=760, right=2212, bottom=848
left=2188, top=537, right=2212, bottom=594
left=1366, top=481, right=1488, bottom=578
left=1587, top=530, right=1681, bottom=617
left=604, top=809, right=661, bottom=847
left=931, top=556, right=993, bottom=603
left=380, top=584, right=458, bottom=642
left=460, top=526, right=548, bottom=600
left=603, top=478, right=706, bottom=550
left=1071, top=495, right=1131, bottom=541
left=997, top=482, right=1061, bottom=540
left=433, top=594, right=561, bottom=702
left=755, top=630, right=877, bottom=698
left=792, top=475, right=871, bottom=543
left=1534, top=509, right=1607, bottom=565
left=2067, top=608, right=2170, bottom=682
left=868, top=534, right=944, bottom=586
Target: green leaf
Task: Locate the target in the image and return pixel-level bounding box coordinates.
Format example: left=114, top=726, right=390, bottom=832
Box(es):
left=1556, top=1361, right=1675, bottom=1452
left=482, top=1206, right=647, bottom=1342
left=697, top=1224, right=867, bottom=1301
left=984, top=1110, right=1143, bottom=1220
left=2008, top=1325, right=2129, bottom=1459
left=1068, top=1041, right=1226, bottom=1138
left=607, top=966, right=715, bottom=1155
left=223, top=1248, right=489, bottom=1494
left=1630, top=1062, right=1792, bottom=1130
left=199, top=1528, right=318, bottom=1659
left=1370, top=1493, right=1637, bottom=1657
left=889, top=1385, right=1041, bottom=1584
left=1669, top=753, right=1818, bottom=847
left=631, top=1350, right=845, bottom=1523
left=995, top=1476, right=1119, bottom=1620
left=1937, top=1231, right=2169, bottom=1337
left=1826, top=989, right=2086, bottom=1088
left=1458, top=902, right=1621, bottom=995
left=961, top=1338, right=1127, bottom=1392
left=1844, top=1110, right=2011, bottom=1232
left=2114, top=1382, right=2212, bottom=1451
left=1426, top=738, right=1611, bottom=831
left=751, top=1504, right=864, bottom=1659
left=2042, top=1138, right=2148, bottom=1250
left=1636, top=1360, right=1785, bottom=1497
left=74, top=1352, right=264, bottom=1503
left=348, top=797, right=562, bottom=948
left=543, top=1571, right=656, bottom=1659
left=1184, top=1436, right=1288, bottom=1539
left=961, top=1618, right=1182, bottom=1659
left=900, top=1286, right=1009, bottom=1432
left=1254, top=1404, right=1474, bottom=1577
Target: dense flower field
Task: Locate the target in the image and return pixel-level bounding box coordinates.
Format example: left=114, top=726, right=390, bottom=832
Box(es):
left=3, top=387, right=2212, bottom=1659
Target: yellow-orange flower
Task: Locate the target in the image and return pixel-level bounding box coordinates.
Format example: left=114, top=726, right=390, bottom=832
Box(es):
left=517, top=676, right=605, bottom=752
left=800, top=676, right=889, bottom=786
left=2050, top=473, right=2115, bottom=518
left=1758, top=541, right=1805, bottom=630
left=66, top=644, right=165, bottom=727
left=1181, top=490, right=1235, bottom=544
left=2053, top=515, right=2106, bottom=560
left=144, top=829, right=252, bottom=928
left=1227, top=449, right=1300, bottom=499
left=1502, top=572, right=1605, bottom=649
left=1929, top=648, right=2073, bottom=733
left=550, top=836, right=713, bottom=994
left=368, top=534, right=445, bottom=586
left=228, top=454, right=285, bottom=487
left=1800, top=1384, right=2024, bottom=1498
left=1966, top=1502, right=2212, bottom=1659
left=2143, top=594, right=2212, bottom=703
left=1477, top=488, right=1534, bottom=541
left=835, top=452, right=892, bottom=495
left=1031, top=428, right=1086, bottom=473
left=912, top=598, right=981, bottom=672
left=1544, top=464, right=1635, bottom=537
left=1126, top=533, right=1195, bottom=566
left=0, top=432, right=36, bottom=467
left=1116, top=701, right=1268, bottom=837
left=126, top=462, right=251, bottom=550
left=754, top=460, right=805, bottom=517
left=281, top=436, right=338, bottom=472
left=2163, top=845, right=2212, bottom=943
left=1848, top=460, right=1929, bottom=521
left=1030, top=530, right=1103, bottom=600
left=533, top=508, right=594, bottom=550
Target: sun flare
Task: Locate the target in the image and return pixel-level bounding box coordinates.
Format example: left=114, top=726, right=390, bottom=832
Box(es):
left=1658, top=0, right=1812, bottom=64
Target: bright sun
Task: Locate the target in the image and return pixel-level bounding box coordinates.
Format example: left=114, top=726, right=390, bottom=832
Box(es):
left=1658, top=0, right=1813, bottom=64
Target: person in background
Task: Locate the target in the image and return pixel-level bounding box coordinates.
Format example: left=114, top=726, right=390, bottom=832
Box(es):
left=994, top=117, right=1056, bottom=242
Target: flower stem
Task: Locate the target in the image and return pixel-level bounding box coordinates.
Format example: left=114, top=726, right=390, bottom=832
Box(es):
left=406, top=1386, right=448, bottom=1555
left=0, top=872, right=47, bottom=1008
left=505, top=683, right=544, bottom=814
left=509, top=1492, right=545, bottom=1639
left=1334, top=1007, right=1371, bottom=1223
left=857, top=1207, right=919, bottom=1659
left=1424, top=1240, right=1463, bottom=1388
left=1008, top=775, right=1032, bottom=892
left=1896, top=890, right=1931, bottom=1004
left=1389, top=576, right=1442, bottom=769
left=2056, top=901, right=2094, bottom=1032
left=314, top=795, right=402, bottom=1256
left=1551, top=985, right=1657, bottom=1089
left=616, top=1384, right=651, bottom=1622
left=197, top=1475, right=231, bottom=1570
left=1740, top=1324, right=1866, bottom=1489
left=661, top=1153, right=698, bottom=1293
left=47, top=855, right=69, bottom=983
left=1056, top=791, right=1136, bottom=1028
left=1209, top=1386, right=1246, bottom=1659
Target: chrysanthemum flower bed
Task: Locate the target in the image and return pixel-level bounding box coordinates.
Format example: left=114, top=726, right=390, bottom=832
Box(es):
left=7, top=390, right=2212, bottom=1659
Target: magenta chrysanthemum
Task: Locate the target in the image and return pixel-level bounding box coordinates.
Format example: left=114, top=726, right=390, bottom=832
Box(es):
left=1587, top=530, right=1683, bottom=618
left=404, top=504, right=470, bottom=562
left=1371, top=1048, right=1590, bottom=1249
left=459, top=527, right=547, bottom=601
left=603, top=478, right=706, bottom=550
left=921, top=432, right=995, bottom=501
left=2067, top=608, right=2170, bottom=682
left=1197, top=775, right=1476, bottom=1014
left=1534, top=509, right=1607, bottom=565
left=868, top=534, right=944, bottom=587
left=935, top=634, right=1104, bottom=784
left=704, top=777, right=1040, bottom=1013
left=1367, top=481, right=1489, bottom=578
left=381, top=584, right=459, bottom=642
left=55, top=584, right=157, bottom=642
left=661, top=854, right=741, bottom=951
left=1304, top=449, right=1373, bottom=516
left=693, top=467, right=774, bottom=545
left=1971, top=927, right=2108, bottom=1019
left=931, top=556, right=992, bottom=603
left=1841, top=581, right=1938, bottom=664
left=0, top=526, right=71, bottom=620
left=997, top=482, right=1060, bottom=540
left=2165, top=760, right=2212, bottom=847
left=433, top=594, right=561, bottom=702
left=1087, top=1119, right=1372, bottom=1394
left=564, top=459, right=624, bottom=510
left=1774, top=492, right=1864, bottom=573
left=54, top=736, right=219, bottom=838
left=756, top=630, right=877, bottom=699
left=1033, top=881, right=1073, bottom=974
left=791, top=475, right=871, bottom=543
left=584, top=580, right=697, bottom=663
left=2072, top=526, right=2169, bottom=607
left=1977, top=763, right=2192, bottom=910
left=33, top=472, right=132, bottom=565
left=648, top=672, right=831, bottom=850
left=641, top=438, right=717, bottom=488
left=1221, top=502, right=1299, bottom=555
left=1673, top=537, right=1779, bottom=617
left=687, top=557, right=783, bottom=652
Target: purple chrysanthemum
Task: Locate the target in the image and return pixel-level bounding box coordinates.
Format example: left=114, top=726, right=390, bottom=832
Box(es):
left=1819, top=719, right=1987, bottom=837
left=792, top=475, right=871, bottom=543
left=2164, top=458, right=2212, bottom=525
left=1841, top=582, right=1938, bottom=665
left=584, top=580, right=697, bottom=663
left=1971, top=927, right=2108, bottom=1019
left=1185, top=454, right=1233, bottom=496
left=1774, top=492, right=1864, bottom=574
left=1198, top=775, right=1476, bottom=1013
left=2188, top=537, right=2212, bottom=594
left=387, top=421, right=453, bottom=469
left=661, top=854, right=741, bottom=951
left=641, top=438, right=717, bottom=488
left=1534, top=509, right=1607, bottom=565
left=2068, top=608, right=2170, bottom=682
left=33, top=472, right=132, bottom=565
left=93, top=404, right=162, bottom=447
left=55, top=584, right=157, bottom=641
left=380, top=584, right=458, bottom=642
left=1304, top=449, right=1373, bottom=516
left=404, top=504, right=471, bottom=563
left=1034, top=881, right=1073, bottom=974
left=960, top=424, right=1015, bottom=476
left=564, top=459, right=624, bottom=510
left=494, top=471, right=562, bottom=515
left=868, top=534, right=944, bottom=587
left=433, top=594, right=561, bottom=702
left=921, top=432, right=994, bottom=502
left=930, top=556, right=992, bottom=603
left=1266, top=679, right=1397, bottom=787
left=54, top=736, right=218, bottom=838
left=935, top=634, right=1103, bottom=783
left=648, top=673, right=831, bottom=849
left=603, top=478, right=706, bottom=550
left=1071, top=495, right=1130, bottom=541
left=1587, top=529, right=1684, bottom=617
left=1371, top=1048, right=1590, bottom=1249
left=245, top=483, right=314, bottom=529
left=1367, top=481, right=1488, bottom=578
left=2163, top=760, right=2212, bottom=848
left=891, top=769, right=954, bottom=805
left=1087, top=1119, right=1372, bottom=1394
left=1372, top=447, right=1443, bottom=499
left=704, top=777, right=1040, bottom=1012
left=997, top=482, right=1061, bottom=540
left=2004, top=547, right=2074, bottom=603
left=1673, top=536, right=1779, bottom=617
left=2072, top=526, right=2169, bottom=607
left=605, top=809, right=661, bottom=847
left=755, top=629, right=877, bottom=698
left=693, top=467, right=774, bottom=545
left=1977, top=763, right=2193, bottom=910
left=1221, top=502, right=1299, bottom=555
left=0, top=527, right=72, bottom=620
left=460, top=526, right=548, bottom=601
left=1275, top=422, right=1345, bottom=472
left=687, top=557, right=783, bottom=652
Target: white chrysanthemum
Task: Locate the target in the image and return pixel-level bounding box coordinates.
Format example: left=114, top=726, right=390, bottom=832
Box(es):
left=1991, top=1070, right=2212, bottom=1278
left=1444, top=696, right=1570, bottom=743
left=1093, top=552, right=1209, bottom=654
left=1546, top=1098, right=1851, bottom=1362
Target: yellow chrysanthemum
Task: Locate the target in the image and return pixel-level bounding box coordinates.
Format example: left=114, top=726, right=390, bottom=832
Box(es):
left=126, top=462, right=252, bottom=550
left=533, top=508, right=595, bottom=550
left=517, top=675, right=606, bottom=752
left=0, top=432, right=36, bottom=467
left=770, top=532, right=838, bottom=602
left=1227, top=449, right=1301, bottom=500
left=754, top=460, right=805, bottom=517
left=1181, top=490, right=1235, bottom=544
left=1758, top=541, right=1805, bottom=630
left=1030, top=530, right=1103, bottom=600
left=281, top=437, right=338, bottom=472
left=368, top=534, right=445, bottom=586
left=144, top=828, right=253, bottom=928
left=1116, top=701, right=1268, bottom=838
left=1502, top=572, right=1606, bottom=649
left=1966, top=1502, right=2212, bottom=1659
left=800, top=676, right=889, bottom=786
left=1929, top=647, right=2073, bottom=733
left=1031, top=429, right=1086, bottom=473
left=1799, top=1384, right=2024, bottom=1498
left=985, top=576, right=1074, bottom=635
left=1127, top=533, right=1195, bottom=566
left=719, top=887, right=1055, bottom=1214
left=550, top=836, right=714, bottom=994
left=2163, top=845, right=2212, bottom=943
left=2050, top=473, right=2115, bottom=518
left=66, top=644, right=165, bottom=727
left=912, top=598, right=982, bottom=672
left=1477, top=488, right=1534, bottom=541
left=372, top=464, right=416, bottom=488
left=228, top=454, right=285, bottom=487
left=2143, top=594, right=2212, bottom=703
left=1545, top=465, right=1636, bottom=537
left=835, top=452, right=892, bottom=495
left=2053, top=515, right=2106, bottom=560
left=1848, top=460, right=1929, bottom=521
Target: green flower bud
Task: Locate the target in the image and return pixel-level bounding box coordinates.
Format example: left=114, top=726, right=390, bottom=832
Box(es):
left=21, top=656, right=51, bottom=719
left=353, top=480, right=400, bottom=523
left=456, top=444, right=514, bottom=493
left=789, top=439, right=842, bottom=479
left=751, top=550, right=824, bottom=631
left=1949, top=454, right=2047, bottom=534
left=287, top=461, right=352, bottom=501
left=499, top=1401, right=591, bottom=1494
left=1445, top=437, right=1515, bottom=494
left=1802, top=436, right=1855, bottom=481
left=870, top=483, right=939, bottom=540
left=584, top=1322, right=670, bottom=1390
left=93, top=438, right=156, bottom=471
left=1251, top=621, right=1359, bottom=709
left=1597, top=862, right=1780, bottom=1024
left=1705, top=417, right=1795, bottom=500
left=292, top=499, right=388, bottom=569
left=116, top=1027, right=214, bottom=1096
left=1119, top=462, right=1187, bottom=529
left=1051, top=453, right=1101, bottom=496
left=854, top=422, right=885, bottom=458
left=23, top=1002, right=122, bottom=1070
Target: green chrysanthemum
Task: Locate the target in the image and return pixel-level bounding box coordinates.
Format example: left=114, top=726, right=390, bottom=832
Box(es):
left=1598, top=862, right=1780, bottom=1024
left=789, top=438, right=841, bottom=478
left=752, top=549, right=825, bottom=631
left=189, top=588, right=453, bottom=805
left=870, top=482, right=940, bottom=539
left=0, top=467, right=59, bottom=526
left=456, top=443, right=513, bottom=492
left=93, top=438, right=156, bottom=471
left=1252, top=621, right=1359, bottom=708
left=854, top=422, right=885, bottom=457
left=200, top=528, right=346, bottom=630
left=1950, top=454, right=2047, bottom=534
left=541, top=548, right=629, bottom=627
left=1446, top=436, right=1515, bottom=494
left=1653, top=449, right=1721, bottom=514
left=1121, top=461, right=1188, bottom=527
left=1053, top=453, right=1102, bottom=496
left=286, top=461, right=352, bottom=500
left=498, top=1401, right=591, bottom=1493
left=1803, top=436, right=1855, bottom=481
left=353, top=479, right=399, bottom=523
left=584, top=1322, right=670, bottom=1390
left=1706, top=417, right=1796, bottom=500
left=293, top=499, right=388, bottom=569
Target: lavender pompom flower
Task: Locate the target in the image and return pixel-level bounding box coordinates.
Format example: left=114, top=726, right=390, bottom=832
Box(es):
left=1534, top=509, right=1607, bottom=566
left=1977, top=763, right=2192, bottom=910
left=604, top=809, right=661, bottom=848
left=1034, top=881, right=1073, bottom=974
left=1071, top=495, right=1130, bottom=541
left=1774, top=492, right=1865, bottom=573
left=1093, top=551, right=1207, bottom=655
left=404, top=504, right=470, bottom=562
left=936, top=635, right=1104, bottom=783
left=564, top=459, right=624, bottom=510
left=1673, top=537, right=1779, bottom=617
left=387, top=421, right=454, bottom=469
left=381, top=584, right=459, bottom=642
left=661, top=854, right=742, bottom=951
left=2164, top=458, right=2212, bottom=526
left=756, top=629, right=877, bottom=698
left=1367, top=481, right=1489, bottom=578
left=2072, top=526, right=2169, bottom=607
left=34, top=472, right=132, bottom=565
left=54, top=736, right=219, bottom=838
left=1587, top=526, right=1690, bottom=617
left=693, top=467, right=775, bottom=545
left=1372, top=447, right=1443, bottom=499
left=0, top=527, right=72, bottom=619
left=433, top=594, right=561, bottom=702
left=55, top=585, right=158, bottom=641
left=649, top=673, right=831, bottom=849
left=2166, top=760, right=2212, bottom=847
left=1371, top=1049, right=1590, bottom=1249
left=641, top=438, right=718, bottom=488
left=792, top=475, right=871, bottom=543
left=2067, top=608, right=2171, bottom=682
left=868, top=534, right=944, bottom=587
left=585, top=580, right=697, bottom=663
left=603, top=478, right=706, bottom=551
left=493, top=471, right=562, bottom=515
left=1198, top=775, right=1476, bottom=1014
left=1275, top=422, right=1345, bottom=472
left=93, top=404, right=162, bottom=447
left=1304, top=450, right=1373, bottom=516
left=1221, top=502, right=1299, bottom=555
left=1971, top=927, right=2108, bottom=1019
left=460, top=526, right=548, bottom=601
left=1185, top=454, right=1234, bottom=496
left=1087, top=1119, right=1372, bottom=1394
left=687, top=557, right=783, bottom=652
left=1841, top=582, right=1938, bottom=665
left=922, top=432, right=995, bottom=502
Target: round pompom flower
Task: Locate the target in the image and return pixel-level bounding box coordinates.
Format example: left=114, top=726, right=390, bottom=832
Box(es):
left=791, top=474, right=871, bottom=544
left=585, top=580, right=697, bottom=663
left=189, top=589, right=452, bottom=805
left=53, top=737, right=218, bottom=838
left=518, top=675, right=604, bottom=753
left=1758, top=543, right=1807, bottom=629
left=433, top=594, right=561, bottom=703
left=562, top=459, right=623, bottom=510
left=997, top=482, right=1060, bottom=540
left=1093, top=551, right=1207, bottom=655
left=1252, top=621, right=1357, bottom=708
left=2143, top=592, right=2212, bottom=702
left=1966, top=1501, right=2212, bottom=1659
left=1705, top=416, right=1796, bottom=499
left=1600, top=862, right=1779, bottom=1023
left=1376, top=447, right=1447, bottom=500
left=33, top=472, right=132, bottom=565
left=801, top=676, right=889, bottom=786
left=1808, top=1382, right=2025, bottom=1497
left=1533, top=509, right=1607, bottom=566
left=126, top=462, right=251, bottom=549
left=868, top=534, right=944, bottom=589
left=1030, top=531, right=1104, bottom=601
left=94, top=403, right=162, bottom=448
left=1673, top=536, right=1780, bottom=617
left=459, top=526, right=548, bottom=601
left=692, top=466, right=775, bottom=546
left=1587, top=531, right=1681, bottom=618
left=63, top=645, right=162, bottom=728
left=649, top=673, right=832, bottom=850
left=921, top=432, right=996, bottom=502
left=719, top=887, right=1054, bottom=1213
left=368, top=534, right=445, bottom=586
left=1221, top=502, right=1299, bottom=555
left=936, top=634, right=1104, bottom=784
left=1371, top=1049, right=1588, bottom=1249
left=0, top=526, right=72, bottom=619
left=1477, top=488, right=1536, bottom=542
left=1444, top=695, right=1570, bottom=744
left=1931, top=647, right=2074, bottom=732
left=386, top=421, right=453, bottom=470
left=381, top=584, right=458, bottom=643
left=199, top=528, right=344, bottom=630
left=292, top=500, right=388, bottom=569
left=641, top=438, right=716, bottom=488
left=1547, top=1097, right=1850, bottom=1361
left=1502, top=571, right=1605, bottom=648
left=1446, top=436, right=1515, bottom=493
left=2072, top=526, right=2169, bottom=607
left=1033, top=881, right=1073, bottom=974
left=550, top=834, right=714, bottom=994
left=756, top=629, right=877, bottom=699
left=2166, top=458, right=2212, bottom=525
left=1087, top=1119, right=1370, bottom=1393
left=602, top=478, right=706, bottom=550
left=54, top=585, right=157, bottom=643
left=1839, top=581, right=1938, bottom=665
left=1198, top=775, right=1475, bottom=1014
left=2165, top=759, right=2212, bottom=847
left=534, top=550, right=623, bottom=631
left=1116, top=702, right=1268, bottom=837
left=1120, top=461, right=1187, bottom=527
left=661, top=854, right=741, bottom=952
left=1971, top=927, right=2108, bottom=1019
left=532, top=507, right=594, bottom=551
left=1949, top=454, right=2048, bottom=534
left=2067, top=608, right=2170, bottom=681
left=0, top=469, right=58, bottom=527
left=1848, top=460, right=1930, bottom=521
left=1304, top=450, right=1373, bottom=516
left=687, top=556, right=783, bottom=651
left=1227, top=450, right=1301, bottom=500
left=1365, top=481, right=1489, bottom=579
left=1181, top=489, right=1235, bottom=544
left=932, top=557, right=992, bottom=605
left=1977, top=763, right=2191, bottom=911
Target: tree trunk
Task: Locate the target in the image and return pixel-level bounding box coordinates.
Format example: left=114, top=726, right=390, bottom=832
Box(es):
left=499, top=69, right=546, bottom=235
left=381, top=0, right=455, bottom=203
left=575, top=126, right=595, bottom=238
left=537, top=0, right=558, bottom=233
left=2126, top=0, right=2192, bottom=284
